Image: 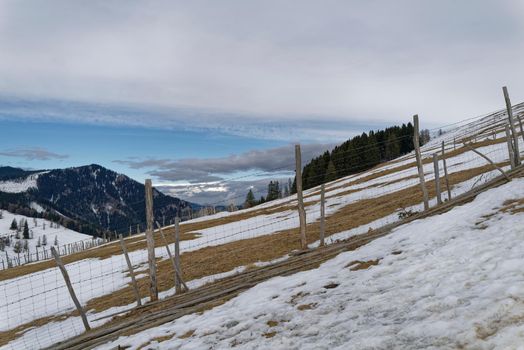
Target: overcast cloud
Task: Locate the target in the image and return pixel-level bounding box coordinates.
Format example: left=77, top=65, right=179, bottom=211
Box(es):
left=114, top=143, right=334, bottom=184
left=1, top=0, right=523, bottom=133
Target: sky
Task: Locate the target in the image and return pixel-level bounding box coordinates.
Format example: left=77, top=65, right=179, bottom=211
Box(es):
left=1, top=0, right=523, bottom=204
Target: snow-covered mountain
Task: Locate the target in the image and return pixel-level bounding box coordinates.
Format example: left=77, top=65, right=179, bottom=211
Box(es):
left=0, top=164, right=195, bottom=235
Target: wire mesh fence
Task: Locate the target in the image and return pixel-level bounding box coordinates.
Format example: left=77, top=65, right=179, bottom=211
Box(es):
left=0, top=104, right=523, bottom=350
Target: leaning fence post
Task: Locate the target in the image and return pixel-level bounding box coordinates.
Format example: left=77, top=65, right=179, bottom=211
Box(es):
left=441, top=142, right=452, bottom=200
left=506, top=125, right=516, bottom=170
left=156, top=222, right=188, bottom=292
left=295, top=144, right=307, bottom=250
left=463, top=143, right=510, bottom=181
left=119, top=235, right=142, bottom=307
left=145, top=179, right=158, bottom=302
left=503, top=86, right=521, bottom=166
left=319, top=184, right=325, bottom=247
left=174, top=217, right=182, bottom=293
left=413, top=115, right=429, bottom=210
left=51, top=246, right=90, bottom=331
left=433, top=153, right=442, bottom=205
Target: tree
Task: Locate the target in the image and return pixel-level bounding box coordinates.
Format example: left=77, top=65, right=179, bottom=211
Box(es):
left=42, top=234, right=47, bottom=246
left=0, top=210, right=3, bottom=219
left=10, top=219, right=17, bottom=230
left=244, top=189, right=256, bottom=208
left=325, top=160, right=337, bottom=182
left=23, top=221, right=30, bottom=239
left=0, top=238, right=5, bottom=251
left=54, top=235, right=58, bottom=246
left=23, top=239, right=29, bottom=251
left=13, top=240, right=22, bottom=254
left=385, top=133, right=401, bottom=160
left=36, top=236, right=41, bottom=247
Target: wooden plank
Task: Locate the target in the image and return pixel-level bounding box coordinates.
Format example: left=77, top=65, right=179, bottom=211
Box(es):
left=506, top=125, right=516, bottom=169
left=174, top=217, right=182, bottom=294
left=119, top=235, right=142, bottom=307
left=319, top=183, right=325, bottom=246
left=413, top=115, right=429, bottom=210
left=441, top=141, right=452, bottom=200
left=463, top=143, right=510, bottom=181
left=145, top=179, right=158, bottom=302
left=50, top=246, right=91, bottom=331
left=433, top=153, right=442, bottom=205
left=295, top=144, right=307, bottom=249
left=503, top=86, right=521, bottom=165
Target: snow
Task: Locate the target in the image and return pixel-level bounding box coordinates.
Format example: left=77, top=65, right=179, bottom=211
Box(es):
left=0, top=210, right=93, bottom=268
left=0, top=172, right=45, bottom=193
left=94, top=178, right=524, bottom=350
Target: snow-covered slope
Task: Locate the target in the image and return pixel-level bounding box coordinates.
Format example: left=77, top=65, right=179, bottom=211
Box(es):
left=0, top=172, right=44, bottom=193
left=97, top=178, right=524, bottom=350
left=0, top=210, right=92, bottom=267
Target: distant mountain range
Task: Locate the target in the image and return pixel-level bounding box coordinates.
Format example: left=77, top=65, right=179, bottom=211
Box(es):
left=0, top=164, right=198, bottom=236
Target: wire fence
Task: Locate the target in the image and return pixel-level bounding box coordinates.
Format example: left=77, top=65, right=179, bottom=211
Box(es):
left=0, top=104, right=523, bottom=350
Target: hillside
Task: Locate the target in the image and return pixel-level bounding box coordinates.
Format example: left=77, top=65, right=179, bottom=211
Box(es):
left=0, top=164, right=195, bottom=236
left=0, top=102, right=523, bottom=349
left=93, top=177, right=524, bottom=350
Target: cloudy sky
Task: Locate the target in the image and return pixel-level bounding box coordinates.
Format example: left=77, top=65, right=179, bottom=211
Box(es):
left=1, top=0, right=523, bottom=204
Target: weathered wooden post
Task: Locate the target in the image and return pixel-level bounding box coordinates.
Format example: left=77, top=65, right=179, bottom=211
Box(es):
left=319, top=184, right=325, bottom=247
left=506, top=125, right=516, bottom=170
left=174, top=217, right=182, bottom=293
left=51, top=246, right=90, bottom=331
left=145, top=179, right=158, bottom=302
left=119, top=235, right=142, bottom=307
left=433, top=153, right=442, bottom=205
left=441, top=142, right=451, bottom=200
left=503, top=86, right=521, bottom=166
left=413, top=115, right=429, bottom=210
left=295, top=144, right=307, bottom=250
left=156, top=222, right=188, bottom=293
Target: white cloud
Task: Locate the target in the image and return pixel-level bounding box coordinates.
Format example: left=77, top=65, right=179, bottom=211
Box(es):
left=1, top=0, right=523, bottom=129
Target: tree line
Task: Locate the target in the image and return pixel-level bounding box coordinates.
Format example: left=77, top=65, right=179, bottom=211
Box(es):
left=293, top=123, right=430, bottom=191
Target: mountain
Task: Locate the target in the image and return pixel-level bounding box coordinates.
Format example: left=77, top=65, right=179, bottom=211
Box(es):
left=0, top=164, right=197, bottom=236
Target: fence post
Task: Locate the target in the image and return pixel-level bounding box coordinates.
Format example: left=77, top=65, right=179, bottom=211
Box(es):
left=506, top=125, right=516, bottom=169
left=503, top=86, right=521, bottom=166
left=441, top=142, right=452, bottom=200
left=433, top=153, right=442, bottom=205
left=145, top=179, right=158, bottom=302
left=174, top=217, right=182, bottom=293
left=119, top=235, right=142, bottom=307
left=156, top=222, right=188, bottom=292
left=319, top=184, right=325, bottom=247
left=51, top=246, right=91, bottom=331
left=295, top=144, right=307, bottom=250
left=518, top=113, right=524, bottom=144
left=413, top=115, right=429, bottom=210
left=463, top=143, right=510, bottom=181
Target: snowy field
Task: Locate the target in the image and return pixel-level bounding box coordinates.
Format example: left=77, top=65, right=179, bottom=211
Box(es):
left=0, top=210, right=93, bottom=268
left=1, top=105, right=523, bottom=349
left=96, top=178, right=524, bottom=350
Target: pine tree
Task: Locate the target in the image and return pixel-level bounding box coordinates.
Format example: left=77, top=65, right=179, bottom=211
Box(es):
left=0, top=239, right=5, bottom=251
left=23, top=221, right=30, bottom=240
left=42, top=234, right=47, bottom=246
left=23, top=239, right=29, bottom=251
left=37, top=237, right=41, bottom=247
left=244, top=189, right=256, bottom=208
left=10, top=219, right=17, bottom=230
left=325, top=160, right=337, bottom=182
left=54, top=235, right=58, bottom=246
left=0, top=210, right=3, bottom=219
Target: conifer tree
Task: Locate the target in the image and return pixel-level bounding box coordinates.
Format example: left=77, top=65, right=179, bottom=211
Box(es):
left=244, top=189, right=256, bottom=208
left=325, top=160, right=337, bottom=182
left=54, top=235, right=58, bottom=246
left=10, top=218, right=17, bottom=230
left=42, top=234, right=47, bottom=246
left=23, top=221, right=30, bottom=240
